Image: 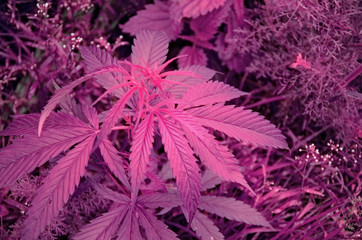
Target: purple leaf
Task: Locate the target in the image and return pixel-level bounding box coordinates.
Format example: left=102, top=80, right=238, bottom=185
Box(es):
left=82, top=105, right=99, bottom=129
left=99, top=139, right=130, bottom=189
left=141, top=170, right=167, bottom=193
left=200, top=170, right=223, bottom=191
left=180, top=81, right=248, bottom=108
left=183, top=126, right=255, bottom=194
left=166, top=65, right=216, bottom=98
left=181, top=206, right=224, bottom=239
left=130, top=113, right=155, bottom=195
left=117, top=209, right=143, bottom=240
left=96, top=87, right=137, bottom=147
left=171, top=110, right=255, bottom=194
left=234, top=0, right=245, bottom=23
left=190, top=3, right=230, bottom=41
left=138, top=192, right=182, bottom=209
left=0, top=113, right=40, bottom=136
left=178, top=0, right=227, bottom=18
left=80, top=46, right=125, bottom=97
left=199, top=195, right=273, bottom=228
left=131, top=29, right=169, bottom=69
left=137, top=207, right=178, bottom=240
left=1, top=112, right=92, bottom=136
left=22, top=135, right=96, bottom=239
left=188, top=104, right=288, bottom=149
left=178, top=46, right=207, bottom=68
left=157, top=114, right=201, bottom=222
left=122, top=0, right=180, bottom=40
left=190, top=210, right=224, bottom=240
left=56, top=86, right=86, bottom=121
left=0, top=113, right=95, bottom=187
left=91, top=181, right=130, bottom=204
left=73, top=204, right=129, bottom=240
left=38, top=66, right=126, bottom=136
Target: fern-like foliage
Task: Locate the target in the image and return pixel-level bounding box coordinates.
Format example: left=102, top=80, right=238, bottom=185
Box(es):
left=0, top=29, right=287, bottom=239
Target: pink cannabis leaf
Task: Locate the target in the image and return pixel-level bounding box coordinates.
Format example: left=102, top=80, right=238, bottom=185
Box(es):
left=1, top=29, right=287, bottom=239
left=1, top=106, right=101, bottom=239
left=74, top=183, right=180, bottom=240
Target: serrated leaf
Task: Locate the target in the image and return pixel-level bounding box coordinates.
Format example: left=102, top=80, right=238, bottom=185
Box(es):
left=180, top=81, right=247, bottom=108
left=178, top=46, right=207, bottom=68
left=138, top=192, right=182, bottom=209
left=0, top=113, right=94, bottom=187
left=157, top=114, right=200, bottom=221
left=184, top=127, right=254, bottom=193
left=82, top=105, right=99, bottom=129
left=181, top=206, right=224, bottom=239
left=56, top=86, right=86, bottom=121
left=178, top=0, right=227, bottom=18
left=73, top=204, right=129, bottom=240
left=188, top=104, right=288, bottom=149
left=141, top=170, right=167, bottom=193
left=190, top=210, right=224, bottom=240
left=22, top=135, right=96, bottom=239
left=80, top=46, right=125, bottom=98
left=166, top=65, right=216, bottom=98
left=95, top=87, right=137, bottom=147
left=99, top=139, right=130, bottom=189
left=130, top=113, right=155, bottom=194
left=117, top=208, right=142, bottom=240
left=38, top=66, right=125, bottom=136
left=1, top=112, right=92, bottom=136
left=190, top=3, right=230, bottom=41
left=199, top=196, right=273, bottom=228
left=91, top=180, right=130, bottom=204
left=200, top=170, right=223, bottom=191
left=132, top=30, right=169, bottom=69
left=0, top=114, right=40, bottom=136
left=122, top=0, right=180, bottom=40
left=171, top=110, right=254, bottom=194
left=137, top=207, right=178, bottom=240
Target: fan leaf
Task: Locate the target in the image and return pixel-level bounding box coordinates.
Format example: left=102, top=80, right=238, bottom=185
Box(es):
left=157, top=114, right=200, bottom=221
left=130, top=113, right=155, bottom=194
left=199, top=195, right=273, bottom=228
left=137, top=207, right=178, bottom=240
left=22, top=135, right=96, bottom=239
left=80, top=46, right=125, bottom=97
left=99, top=139, right=130, bottom=189
left=73, top=205, right=129, bottom=240
left=180, top=81, right=247, bottom=108
left=171, top=110, right=254, bottom=194
left=188, top=104, right=288, bottom=149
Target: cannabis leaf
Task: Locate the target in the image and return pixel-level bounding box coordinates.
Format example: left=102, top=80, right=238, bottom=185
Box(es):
left=187, top=104, right=288, bottom=148
left=157, top=113, right=201, bottom=220
left=75, top=183, right=178, bottom=240
left=80, top=46, right=126, bottom=97
left=0, top=112, right=96, bottom=188
left=22, top=134, right=96, bottom=239
left=0, top=29, right=287, bottom=239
